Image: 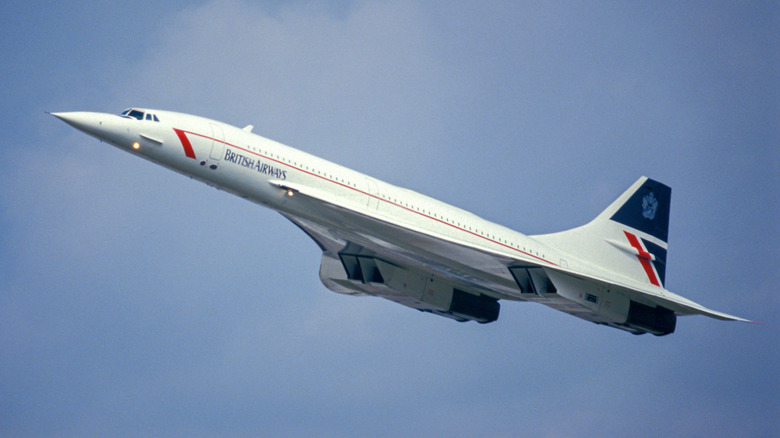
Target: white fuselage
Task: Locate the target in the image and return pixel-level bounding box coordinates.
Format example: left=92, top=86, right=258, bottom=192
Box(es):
left=77, top=109, right=576, bottom=298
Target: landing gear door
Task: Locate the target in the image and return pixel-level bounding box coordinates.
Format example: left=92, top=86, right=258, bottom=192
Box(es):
left=209, top=124, right=225, bottom=161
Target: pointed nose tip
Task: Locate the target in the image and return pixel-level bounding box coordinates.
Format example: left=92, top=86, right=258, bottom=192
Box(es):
left=50, top=112, right=71, bottom=125
left=50, top=111, right=86, bottom=126
left=50, top=111, right=105, bottom=136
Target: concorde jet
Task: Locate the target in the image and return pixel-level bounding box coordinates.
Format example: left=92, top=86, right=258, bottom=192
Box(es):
left=52, top=108, right=750, bottom=335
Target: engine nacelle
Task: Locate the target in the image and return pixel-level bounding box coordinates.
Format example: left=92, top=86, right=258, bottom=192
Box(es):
left=535, top=269, right=675, bottom=336
left=328, top=253, right=500, bottom=323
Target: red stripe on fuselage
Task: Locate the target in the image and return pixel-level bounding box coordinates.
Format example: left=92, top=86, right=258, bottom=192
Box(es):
left=624, top=231, right=660, bottom=286
left=167, top=128, right=557, bottom=267
left=173, top=128, right=197, bottom=159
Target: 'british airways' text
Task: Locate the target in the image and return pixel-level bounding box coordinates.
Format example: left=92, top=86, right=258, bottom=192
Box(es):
left=224, top=149, right=287, bottom=180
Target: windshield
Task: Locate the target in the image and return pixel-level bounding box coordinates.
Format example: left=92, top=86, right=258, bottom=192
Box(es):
left=120, top=108, right=159, bottom=122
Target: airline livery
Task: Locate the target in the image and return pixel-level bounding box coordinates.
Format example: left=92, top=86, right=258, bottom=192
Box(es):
left=52, top=109, right=750, bottom=335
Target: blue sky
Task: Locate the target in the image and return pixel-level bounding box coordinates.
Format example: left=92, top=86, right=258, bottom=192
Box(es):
left=1, top=1, right=777, bottom=436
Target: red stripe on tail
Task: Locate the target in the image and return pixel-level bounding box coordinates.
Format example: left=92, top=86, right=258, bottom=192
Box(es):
left=624, top=231, right=660, bottom=286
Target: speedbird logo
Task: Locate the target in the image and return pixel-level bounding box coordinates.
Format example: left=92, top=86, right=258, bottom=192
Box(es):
left=642, top=192, right=658, bottom=220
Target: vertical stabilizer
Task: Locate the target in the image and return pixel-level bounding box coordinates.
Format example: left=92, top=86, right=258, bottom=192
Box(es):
left=533, top=177, right=671, bottom=288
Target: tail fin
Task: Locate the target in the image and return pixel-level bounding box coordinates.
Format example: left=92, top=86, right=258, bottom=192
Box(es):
left=533, top=177, right=672, bottom=288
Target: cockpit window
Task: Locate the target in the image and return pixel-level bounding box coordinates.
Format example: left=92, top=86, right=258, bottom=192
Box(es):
left=120, top=109, right=145, bottom=120
left=120, top=108, right=160, bottom=122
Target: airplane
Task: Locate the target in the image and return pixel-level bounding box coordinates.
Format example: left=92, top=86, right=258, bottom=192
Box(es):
left=51, top=108, right=751, bottom=336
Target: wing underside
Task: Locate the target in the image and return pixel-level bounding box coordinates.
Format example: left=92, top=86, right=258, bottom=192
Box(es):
left=276, top=180, right=749, bottom=333
left=283, top=211, right=506, bottom=323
